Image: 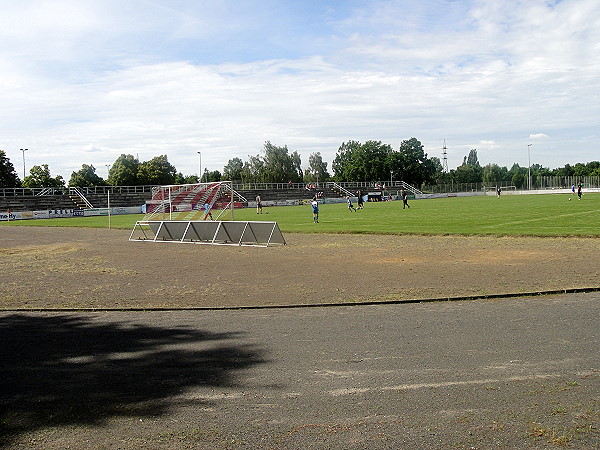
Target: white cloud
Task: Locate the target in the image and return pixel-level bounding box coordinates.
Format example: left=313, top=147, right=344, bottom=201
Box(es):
left=1, top=0, right=599, bottom=179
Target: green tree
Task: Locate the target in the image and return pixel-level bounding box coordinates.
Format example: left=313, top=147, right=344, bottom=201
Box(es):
left=587, top=161, right=600, bottom=176
left=174, top=173, right=199, bottom=184
left=332, top=140, right=362, bottom=181
left=137, top=155, right=176, bottom=185
left=466, top=149, right=480, bottom=166
left=0, top=150, right=21, bottom=188
left=241, top=155, right=264, bottom=183
left=304, top=152, right=330, bottom=183
left=453, top=149, right=483, bottom=183
left=261, top=141, right=303, bottom=183
left=223, top=157, right=244, bottom=181
left=68, top=164, right=105, bottom=187
left=482, top=163, right=508, bottom=184
left=429, top=156, right=448, bottom=185
left=22, top=164, right=65, bottom=188
left=573, top=163, right=590, bottom=177
left=394, top=137, right=437, bottom=186
left=512, top=171, right=525, bottom=189
left=202, top=169, right=222, bottom=182
left=108, top=154, right=140, bottom=186
left=553, top=164, right=574, bottom=177
left=332, top=140, right=394, bottom=181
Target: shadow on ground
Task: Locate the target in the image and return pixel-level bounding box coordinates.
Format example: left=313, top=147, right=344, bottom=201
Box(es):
left=0, top=314, right=267, bottom=447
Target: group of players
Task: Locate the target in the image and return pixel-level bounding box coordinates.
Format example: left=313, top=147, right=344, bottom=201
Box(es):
left=311, top=189, right=411, bottom=223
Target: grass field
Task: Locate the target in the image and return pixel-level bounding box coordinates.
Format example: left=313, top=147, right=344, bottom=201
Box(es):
left=2, top=193, right=599, bottom=237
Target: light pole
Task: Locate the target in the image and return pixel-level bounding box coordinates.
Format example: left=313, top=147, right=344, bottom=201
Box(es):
left=197, top=151, right=202, bottom=183
left=105, top=164, right=111, bottom=177
left=527, top=144, right=532, bottom=190
left=20, top=148, right=28, bottom=180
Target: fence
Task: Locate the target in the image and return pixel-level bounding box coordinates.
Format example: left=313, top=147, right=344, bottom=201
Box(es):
left=0, top=185, right=155, bottom=197
left=2, top=176, right=599, bottom=198
left=422, top=176, right=600, bottom=194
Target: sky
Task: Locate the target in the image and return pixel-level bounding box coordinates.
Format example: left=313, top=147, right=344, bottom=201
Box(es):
left=1, top=0, right=599, bottom=181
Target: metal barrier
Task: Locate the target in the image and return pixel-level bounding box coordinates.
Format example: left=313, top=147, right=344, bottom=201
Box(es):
left=129, top=220, right=286, bottom=247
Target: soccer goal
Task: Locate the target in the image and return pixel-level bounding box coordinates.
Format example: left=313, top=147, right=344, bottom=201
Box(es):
left=143, top=181, right=244, bottom=221
left=130, top=181, right=285, bottom=247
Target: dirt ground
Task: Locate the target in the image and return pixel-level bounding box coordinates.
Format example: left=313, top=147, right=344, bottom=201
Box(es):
left=1, top=226, right=599, bottom=309
left=1, top=226, right=598, bottom=449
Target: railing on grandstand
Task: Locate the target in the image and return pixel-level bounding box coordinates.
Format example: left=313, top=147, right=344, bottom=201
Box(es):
left=1, top=176, right=599, bottom=198
left=0, top=185, right=155, bottom=197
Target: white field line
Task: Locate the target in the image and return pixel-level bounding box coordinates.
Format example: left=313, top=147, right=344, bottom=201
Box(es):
left=328, top=371, right=596, bottom=397
left=481, top=208, right=600, bottom=229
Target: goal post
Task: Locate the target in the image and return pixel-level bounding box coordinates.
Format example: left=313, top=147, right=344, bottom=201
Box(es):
left=143, top=181, right=243, bottom=222
left=131, top=181, right=285, bottom=247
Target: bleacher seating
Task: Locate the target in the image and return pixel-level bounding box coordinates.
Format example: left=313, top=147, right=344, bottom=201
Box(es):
left=0, top=185, right=358, bottom=212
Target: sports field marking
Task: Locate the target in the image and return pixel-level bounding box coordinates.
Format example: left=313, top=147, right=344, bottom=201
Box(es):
left=482, top=207, right=600, bottom=229
left=328, top=371, right=596, bottom=397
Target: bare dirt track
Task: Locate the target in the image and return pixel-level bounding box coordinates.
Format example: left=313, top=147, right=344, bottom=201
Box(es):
left=1, top=226, right=600, bottom=309
left=1, top=226, right=599, bottom=449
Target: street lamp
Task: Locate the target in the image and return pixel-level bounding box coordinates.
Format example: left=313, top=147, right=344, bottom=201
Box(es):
left=197, top=151, right=202, bottom=183
left=20, top=148, right=28, bottom=180
left=105, top=164, right=111, bottom=178
left=527, top=144, right=532, bottom=190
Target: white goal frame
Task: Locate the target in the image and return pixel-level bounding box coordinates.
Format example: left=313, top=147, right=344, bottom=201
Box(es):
left=143, top=181, right=240, bottom=222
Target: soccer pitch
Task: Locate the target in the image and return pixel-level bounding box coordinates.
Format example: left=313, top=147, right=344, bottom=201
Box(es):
left=241, top=193, right=600, bottom=237
left=2, top=193, right=599, bottom=237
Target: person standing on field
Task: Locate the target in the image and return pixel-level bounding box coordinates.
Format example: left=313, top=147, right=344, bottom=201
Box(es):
left=577, top=184, right=582, bottom=199
left=356, top=190, right=364, bottom=209
left=311, top=199, right=319, bottom=223
left=401, top=190, right=410, bottom=209
left=256, top=195, right=263, bottom=214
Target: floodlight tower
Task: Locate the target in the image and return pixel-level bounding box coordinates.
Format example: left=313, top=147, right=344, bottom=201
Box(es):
left=442, top=140, right=449, bottom=173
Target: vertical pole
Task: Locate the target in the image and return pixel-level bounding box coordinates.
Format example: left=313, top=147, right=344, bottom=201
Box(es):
left=527, top=143, right=532, bottom=190
left=20, top=148, right=28, bottom=180
left=230, top=182, right=234, bottom=221
left=197, top=151, right=202, bottom=183
left=107, top=191, right=111, bottom=230
left=169, top=186, right=172, bottom=220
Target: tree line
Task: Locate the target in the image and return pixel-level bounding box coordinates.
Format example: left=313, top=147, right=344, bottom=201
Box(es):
left=1, top=139, right=599, bottom=189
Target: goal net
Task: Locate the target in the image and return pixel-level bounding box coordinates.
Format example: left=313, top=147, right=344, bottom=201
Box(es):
left=143, top=181, right=244, bottom=221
